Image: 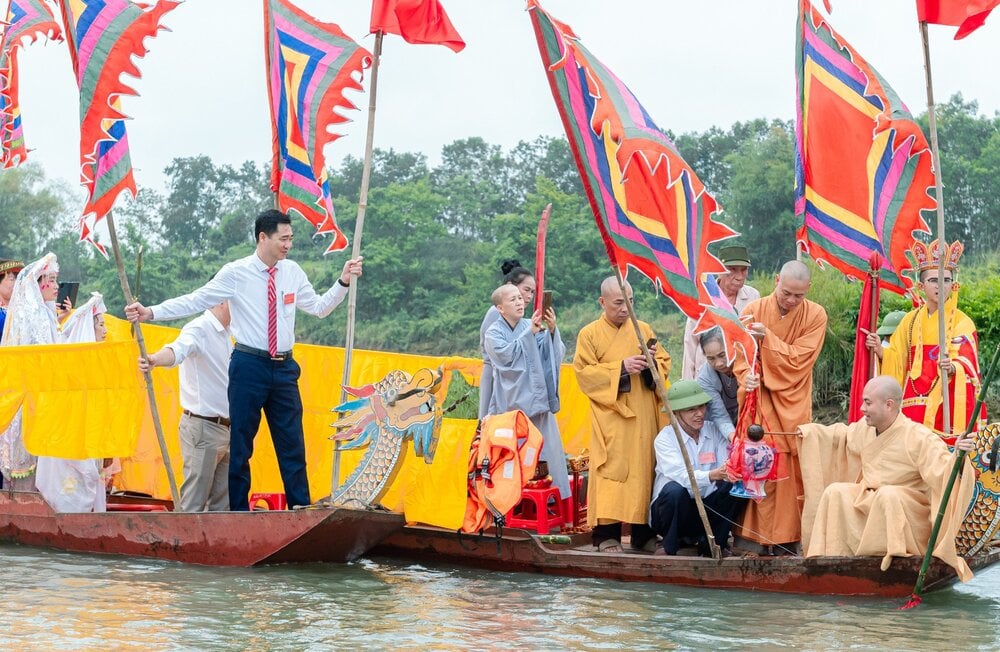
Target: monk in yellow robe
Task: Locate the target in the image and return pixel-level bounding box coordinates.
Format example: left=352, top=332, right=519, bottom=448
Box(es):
left=799, top=376, right=975, bottom=581
left=573, top=278, right=670, bottom=552
left=873, top=240, right=985, bottom=437
left=733, top=260, right=827, bottom=550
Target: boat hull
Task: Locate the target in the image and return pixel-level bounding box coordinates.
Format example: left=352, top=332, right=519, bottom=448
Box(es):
left=372, top=525, right=1000, bottom=597
left=0, top=491, right=403, bottom=566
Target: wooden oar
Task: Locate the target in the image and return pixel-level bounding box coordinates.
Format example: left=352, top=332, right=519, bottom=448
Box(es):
left=902, top=341, right=1000, bottom=609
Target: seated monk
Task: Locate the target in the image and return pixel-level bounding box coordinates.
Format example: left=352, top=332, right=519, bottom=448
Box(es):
left=798, top=375, right=976, bottom=581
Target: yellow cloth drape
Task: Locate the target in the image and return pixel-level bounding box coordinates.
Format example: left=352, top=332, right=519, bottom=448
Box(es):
left=1, top=316, right=591, bottom=528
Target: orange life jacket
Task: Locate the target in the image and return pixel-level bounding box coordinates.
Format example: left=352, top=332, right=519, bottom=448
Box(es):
left=461, top=410, right=543, bottom=533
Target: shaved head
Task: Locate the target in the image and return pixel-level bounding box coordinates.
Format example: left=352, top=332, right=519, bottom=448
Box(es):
left=598, top=276, right=634, bottom=326
left=779, top=260, right=811, bottom=282
left=861, top=375, right=903, bottom=432
left=866, top=375, right=903, bottom=403
left=774, top=260, right=812, bottom=315
left=600, top=276, right=630, bottom=298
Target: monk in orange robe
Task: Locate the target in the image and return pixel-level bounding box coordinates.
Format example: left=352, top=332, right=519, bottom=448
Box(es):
left=733, top=260, right=827, bottom=551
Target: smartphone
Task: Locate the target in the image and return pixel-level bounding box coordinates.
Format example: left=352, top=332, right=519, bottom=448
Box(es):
left=542, top=290, right=554, bottom=314
left=56, top=281, right=80, bottom=307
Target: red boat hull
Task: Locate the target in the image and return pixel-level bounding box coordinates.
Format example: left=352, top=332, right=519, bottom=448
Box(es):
left=372, top=525, right=1000, bottom=597
left=0, top=491, right=403, bottom=566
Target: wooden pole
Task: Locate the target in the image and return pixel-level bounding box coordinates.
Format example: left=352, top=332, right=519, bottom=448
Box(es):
left=613, top=267, right=722, bottom=560
left=332, top=30, right=383, bottom=498
left=868, top=262, right=880, bottom=379
left=919, top=21, right=952, bottom=437
left=105, top=212, right=181, bottom=508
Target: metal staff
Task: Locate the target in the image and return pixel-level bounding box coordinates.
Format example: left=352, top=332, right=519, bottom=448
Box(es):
left=613, top=268, right=721, bottom=560
left=106, top=213, right=181, bottom=508
left=904, top=341, right=1000, bottom=608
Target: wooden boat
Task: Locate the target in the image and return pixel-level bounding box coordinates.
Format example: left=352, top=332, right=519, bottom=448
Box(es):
left=0, top=491, right=403, bottom=566
left=371, top=524, right=1000, bottom=597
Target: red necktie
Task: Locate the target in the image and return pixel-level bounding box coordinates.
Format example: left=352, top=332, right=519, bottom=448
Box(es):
left=267, top=266, right=278, bottom=356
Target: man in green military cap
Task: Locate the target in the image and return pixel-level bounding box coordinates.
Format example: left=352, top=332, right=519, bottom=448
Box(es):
left=861, top=310, right=907, bottom=368
left=681, top=245, right=761, bottom=379
left=649, top=380, right=747, bottom=556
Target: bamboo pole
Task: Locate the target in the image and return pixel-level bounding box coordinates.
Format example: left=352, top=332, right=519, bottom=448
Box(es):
left=106, top=212, right=181, bottom=508
left=613, top=268, right=721, bottom=560
left=919, top=21, right=952, bottom=437
left=332, top=30, right=383, bottom=498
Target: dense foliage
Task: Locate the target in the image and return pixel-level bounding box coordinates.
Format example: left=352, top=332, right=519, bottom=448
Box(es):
left=1, top=94, right=998, bottom=418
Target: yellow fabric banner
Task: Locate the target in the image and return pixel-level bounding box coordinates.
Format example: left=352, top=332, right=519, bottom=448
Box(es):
left=2, top=316, right=593, bottom=528
left=0, top=340, right=144, bottom=459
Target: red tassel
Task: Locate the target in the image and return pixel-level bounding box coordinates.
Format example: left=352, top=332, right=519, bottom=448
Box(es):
left=899, top=594, right=922, bottom=610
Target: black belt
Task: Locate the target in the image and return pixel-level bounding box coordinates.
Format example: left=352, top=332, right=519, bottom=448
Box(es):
left=182, top=410, right=231, bottom=428
left=234, top=342, right=292, bottom=361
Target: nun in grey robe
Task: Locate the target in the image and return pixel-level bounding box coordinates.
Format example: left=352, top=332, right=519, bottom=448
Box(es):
left=483, top=315, right=570, bottom=500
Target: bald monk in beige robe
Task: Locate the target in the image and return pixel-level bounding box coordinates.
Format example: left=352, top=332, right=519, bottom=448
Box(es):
left=798, top=376, right=976, bottom=580
left=734, top=260, right=827, bottom=550
left=574, top=278, right=670, bottom=552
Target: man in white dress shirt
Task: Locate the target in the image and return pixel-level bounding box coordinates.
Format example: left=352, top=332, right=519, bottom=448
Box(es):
left=126, top=210, right=362, bottom=510
left=680, top=245, right=760, bottom=379
left=649, top=380, right=746, bottom=556
left=140, top=300, right=233, bottom=512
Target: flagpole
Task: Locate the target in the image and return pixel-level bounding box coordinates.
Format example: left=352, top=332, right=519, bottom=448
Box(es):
left=919, top=21, right=952, bottom=437
left=613, top=267, right=721, bottom=560
left=332, top=29, right=383, bottom=498
left=105, top=211, right=181, bottom=509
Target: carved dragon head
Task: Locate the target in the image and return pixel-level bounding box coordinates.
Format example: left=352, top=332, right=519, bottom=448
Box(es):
left=330, top=368, right=444, bottom=463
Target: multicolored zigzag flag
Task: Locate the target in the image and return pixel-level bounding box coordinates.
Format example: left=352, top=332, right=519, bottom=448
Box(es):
left=265, top=0, right=371, bottom=254
left=58, top=0, right=178, bottom=256
left=0, top=0, right=64, bottom=168
left=795, top=0, right=933, bottom=295
left=527, top=0, right=756, bottom=364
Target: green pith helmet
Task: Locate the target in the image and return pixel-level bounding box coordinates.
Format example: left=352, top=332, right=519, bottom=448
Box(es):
left=667, top=380, right=712, bottom=411
left=877, top=310, right=907, bottom=337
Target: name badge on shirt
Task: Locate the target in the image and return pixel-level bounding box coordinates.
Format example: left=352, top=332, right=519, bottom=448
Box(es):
left=283, top=292, right=295, bottom=305
left=698, top=451, right=716, bottom=465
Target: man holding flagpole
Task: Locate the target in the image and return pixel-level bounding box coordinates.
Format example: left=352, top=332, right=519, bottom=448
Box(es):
left=126, top=210, right=362, bottom=510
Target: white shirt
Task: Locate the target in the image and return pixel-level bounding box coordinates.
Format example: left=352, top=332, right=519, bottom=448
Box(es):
left=166, top=310, right=233, bottom=418
left=681, top=283, right=760, bottom=380
left=149, top=253, right=348, bottom=352
left=652, top=420, right=730, bottom=501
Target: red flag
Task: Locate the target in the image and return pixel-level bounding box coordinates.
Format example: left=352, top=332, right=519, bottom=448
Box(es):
left=370, top=0, right=465, bottom=52
left=916, top=0, right=999, bottom=38
left=847, top=253, right=882, bottom=423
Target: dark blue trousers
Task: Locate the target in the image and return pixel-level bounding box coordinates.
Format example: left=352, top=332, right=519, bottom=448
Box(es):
left=650, top=481, right=746, bottom=555
left=228, top=351, right=310, bottom=511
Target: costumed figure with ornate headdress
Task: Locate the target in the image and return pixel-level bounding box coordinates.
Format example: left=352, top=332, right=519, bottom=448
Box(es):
left=35, top=292, right=111, bottom=512
left=880, top=240, right=986, bottom=436
left=0, top=253, right=62, bottom=490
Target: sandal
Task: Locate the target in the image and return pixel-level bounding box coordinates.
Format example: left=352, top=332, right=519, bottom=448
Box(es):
left=597, top=538, right=623, bottom=553
left=631, top=538, right=658, bottom=553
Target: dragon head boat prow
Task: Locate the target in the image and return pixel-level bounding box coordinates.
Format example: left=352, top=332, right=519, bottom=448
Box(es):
left=325, top=368, right=445, bottom=507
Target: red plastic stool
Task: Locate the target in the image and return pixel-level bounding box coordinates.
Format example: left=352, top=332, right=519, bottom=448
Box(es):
left=249, top=493, right=287, bottom=511
left=506, top=486, right=563, bottom=534
left=570, top=471, right=588, bottom=527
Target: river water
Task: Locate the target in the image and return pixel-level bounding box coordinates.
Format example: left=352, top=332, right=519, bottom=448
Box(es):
left=2, top=542, right=998, bottom=650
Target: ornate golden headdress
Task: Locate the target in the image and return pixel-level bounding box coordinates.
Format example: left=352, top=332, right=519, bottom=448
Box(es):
left=909, top=239, right=963, bottom=273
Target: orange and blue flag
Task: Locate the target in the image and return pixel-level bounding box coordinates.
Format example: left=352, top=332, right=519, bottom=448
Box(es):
left=58, top=0, right=178, bottom=255
left=795, top=0, right=932, bottom=295
left=265, top=0, right=371, bottom=253
left=527, top=0, right=737, bottom=322
left=0, top=0, right=63, bottom=168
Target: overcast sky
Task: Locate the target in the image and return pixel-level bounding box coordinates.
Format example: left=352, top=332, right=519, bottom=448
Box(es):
left=14, top=0, right=1000, bottom=199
